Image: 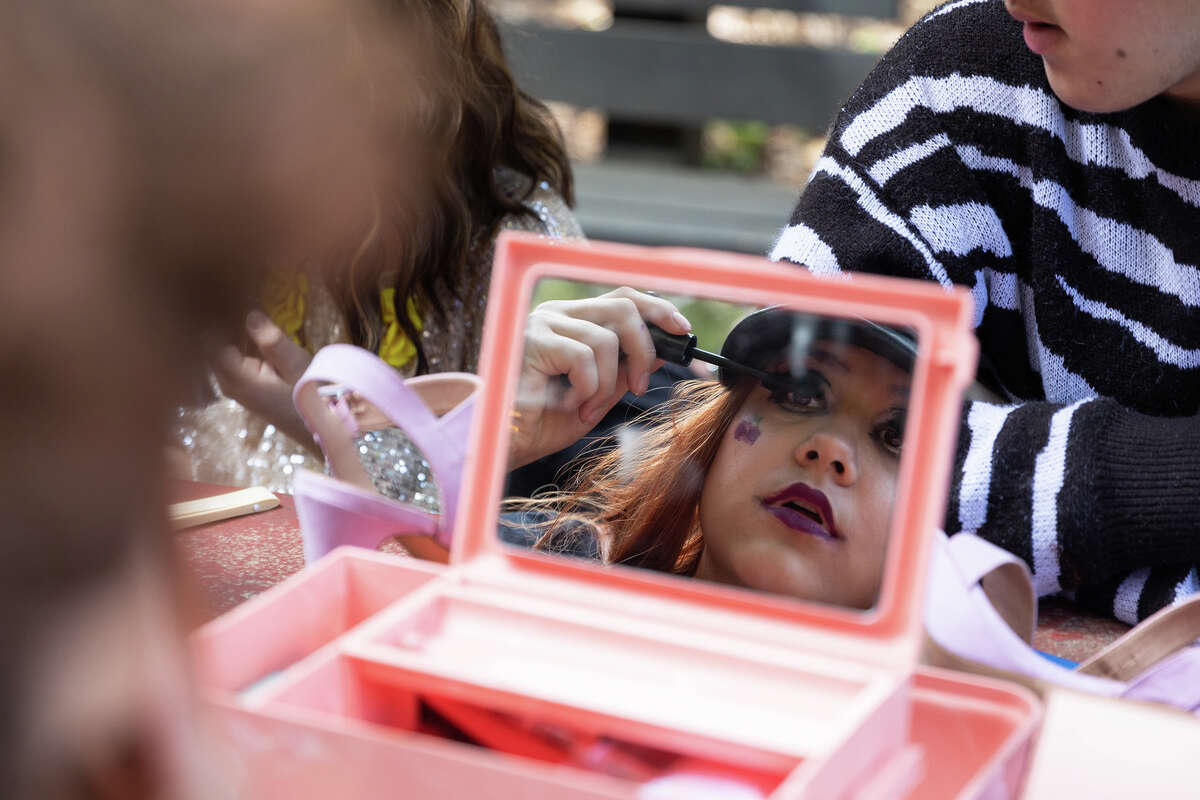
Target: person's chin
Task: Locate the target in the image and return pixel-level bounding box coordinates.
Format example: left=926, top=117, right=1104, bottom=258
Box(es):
left=729, top=544, right=821, bottom=601
left=1044, top=65, right=1155, bottom=113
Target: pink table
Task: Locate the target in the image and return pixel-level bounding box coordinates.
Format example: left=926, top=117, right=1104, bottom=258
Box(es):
left=1033, top=596, right=1128, bottom=663
left=171, top=481, right=1129, bottom=659
left=172, top=481, right=305, bottom=623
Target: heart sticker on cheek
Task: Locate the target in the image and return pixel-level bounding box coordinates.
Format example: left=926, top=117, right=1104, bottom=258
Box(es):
left=733, top=417, right=761, bottom=445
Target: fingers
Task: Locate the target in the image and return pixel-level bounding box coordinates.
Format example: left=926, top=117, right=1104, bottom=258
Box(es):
left=246, top=310, right=312, bottom=385
left=211, top=344, right=260, bottom=393
left=525, top=313, right=600, bottom=407
left=210, top=345, right=284, bottom=423
left=568, top=298, right=654, bottom=397
left=545, top=316, right=620, bottom=410
left=212, top=344, right=243, bottom=378
left=533, top=287, right=690, bottom=399
left=602, top=286, right=692, bottom=336
left=523, top=312, right=633, bottom=427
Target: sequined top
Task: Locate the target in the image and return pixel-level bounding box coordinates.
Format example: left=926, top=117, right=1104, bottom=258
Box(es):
left=176, top=170, right=582, bottom=492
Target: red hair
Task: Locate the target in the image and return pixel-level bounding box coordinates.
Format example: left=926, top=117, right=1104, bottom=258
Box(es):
left=524, top=379, right=754, bottom=574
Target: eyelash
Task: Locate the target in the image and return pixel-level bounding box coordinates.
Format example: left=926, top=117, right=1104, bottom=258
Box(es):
left=767, top=378, right=906, bottom=457
left=873, top=414, right=905, bottom=456
left=766, top=376, right=827, bottom=413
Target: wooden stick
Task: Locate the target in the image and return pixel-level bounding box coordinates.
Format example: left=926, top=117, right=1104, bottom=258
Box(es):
left=168, top=486, right=280, bottom=530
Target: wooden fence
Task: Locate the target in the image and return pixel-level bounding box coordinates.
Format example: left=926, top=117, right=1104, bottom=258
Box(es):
left=500, top=0, right=900, bottom=253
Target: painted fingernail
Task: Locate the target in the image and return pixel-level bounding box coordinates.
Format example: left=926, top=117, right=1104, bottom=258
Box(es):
left=246, top=310, right=269, bottom=332
left=637, top=373, right=650, bottom=395
left=671, top=312, right=692, bottom=332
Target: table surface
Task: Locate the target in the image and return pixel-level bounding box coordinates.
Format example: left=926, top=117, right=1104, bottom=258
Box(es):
left=172, top=481, right=306, bottom=622
left=171, top=481, right=1130, bottom=662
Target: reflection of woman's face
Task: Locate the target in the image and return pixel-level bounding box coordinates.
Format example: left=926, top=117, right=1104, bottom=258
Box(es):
left=695, top=342, right=910, bottom=609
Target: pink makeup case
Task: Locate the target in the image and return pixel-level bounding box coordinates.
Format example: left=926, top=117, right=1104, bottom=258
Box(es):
left=192, top=233, right=1045, bottom=799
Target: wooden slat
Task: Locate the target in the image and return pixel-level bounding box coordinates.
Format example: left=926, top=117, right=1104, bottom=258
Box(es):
left=500, top=20, right=881, bottom=128
left=610, top=0, right=900, bottom=17
left=572, top=159, right=799, bottom=253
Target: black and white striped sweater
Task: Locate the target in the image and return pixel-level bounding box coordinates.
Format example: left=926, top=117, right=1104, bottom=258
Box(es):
left=771, top=0, right=1200, bottom=624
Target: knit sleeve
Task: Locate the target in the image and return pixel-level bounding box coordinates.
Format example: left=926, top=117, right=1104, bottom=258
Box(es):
left=771, top=3, right=1043, bottom=352
left=768, top=81, right=969, bottom=286
left=771, top=0, right=1200, bottom=624
left=946, top=397, right=1200, bottom=624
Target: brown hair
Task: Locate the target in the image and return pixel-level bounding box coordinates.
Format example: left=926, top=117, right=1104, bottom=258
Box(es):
left=523, top=379, right=754, bottom=575
left=332, top=0, right=575, bottom=372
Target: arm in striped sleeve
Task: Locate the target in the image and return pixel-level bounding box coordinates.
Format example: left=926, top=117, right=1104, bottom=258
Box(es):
left=946, top=396, right=1200, bottom=622
left=769, top=1, right=1200, bottom=623
left=769, top=151, right=962, bottom=288
left=1076, top=564, right=1200, bottom=626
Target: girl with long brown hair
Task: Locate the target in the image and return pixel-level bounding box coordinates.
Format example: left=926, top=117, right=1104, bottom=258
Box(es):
left=177, top=0, right=580, bottom=492
left=506, top=289, right=914, bottom=610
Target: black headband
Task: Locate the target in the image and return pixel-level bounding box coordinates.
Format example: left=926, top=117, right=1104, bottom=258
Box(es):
left=718, top=307, right=917, bottom=388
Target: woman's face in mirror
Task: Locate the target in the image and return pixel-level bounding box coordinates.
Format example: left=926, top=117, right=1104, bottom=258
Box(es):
left=696, top=341, right=910, bottom=609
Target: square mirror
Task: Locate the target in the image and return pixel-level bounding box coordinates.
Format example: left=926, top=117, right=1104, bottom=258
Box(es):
left=494, top=276, right=918, bottom=612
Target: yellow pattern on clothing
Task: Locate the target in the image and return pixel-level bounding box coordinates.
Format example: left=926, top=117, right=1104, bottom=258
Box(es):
left=262, top=277, right=423, bottom=370
left=379, top=288, right=423, bottom=369
left=262, top=272, right=308, bottom=346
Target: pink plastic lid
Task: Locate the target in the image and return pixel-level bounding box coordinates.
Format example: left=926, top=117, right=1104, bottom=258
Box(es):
left=451, top=232, right=977, bottom=673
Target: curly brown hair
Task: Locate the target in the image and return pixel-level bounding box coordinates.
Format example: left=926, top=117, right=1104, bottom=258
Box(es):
left=330, top=0, right=575, bottom=372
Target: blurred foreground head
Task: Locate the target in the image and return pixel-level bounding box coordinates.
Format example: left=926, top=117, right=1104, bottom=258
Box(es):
left=0, top=0, right=395, bottom=796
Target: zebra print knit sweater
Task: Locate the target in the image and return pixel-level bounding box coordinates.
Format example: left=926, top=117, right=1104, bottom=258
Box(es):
left=771, top=0, right=1200, bottom=623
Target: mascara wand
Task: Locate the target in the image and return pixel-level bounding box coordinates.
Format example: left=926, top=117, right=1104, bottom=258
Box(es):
left=647, top=322, right=793, bottom=391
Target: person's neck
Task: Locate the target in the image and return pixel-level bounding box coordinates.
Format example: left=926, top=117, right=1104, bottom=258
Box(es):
left=1164, top=72, right=1200, bottom=117
left=692, top=548, right=736, bottom=586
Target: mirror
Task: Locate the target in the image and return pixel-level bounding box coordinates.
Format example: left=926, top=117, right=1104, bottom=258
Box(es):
left=498, top=278, right=916, bottom=611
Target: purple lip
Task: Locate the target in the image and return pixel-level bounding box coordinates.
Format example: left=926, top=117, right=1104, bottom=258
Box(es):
left=761, top=482, right=839, bottom=540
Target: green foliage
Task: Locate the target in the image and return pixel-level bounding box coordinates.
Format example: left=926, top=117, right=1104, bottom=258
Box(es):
left=701, top=120, right=770, bottom=174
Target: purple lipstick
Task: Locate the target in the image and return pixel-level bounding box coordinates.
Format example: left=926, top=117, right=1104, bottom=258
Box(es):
left=761, top=482, right=839, bottom=541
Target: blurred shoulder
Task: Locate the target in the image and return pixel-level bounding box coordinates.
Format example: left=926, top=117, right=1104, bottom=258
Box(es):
left=495, top=167, right=584, bottom=241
